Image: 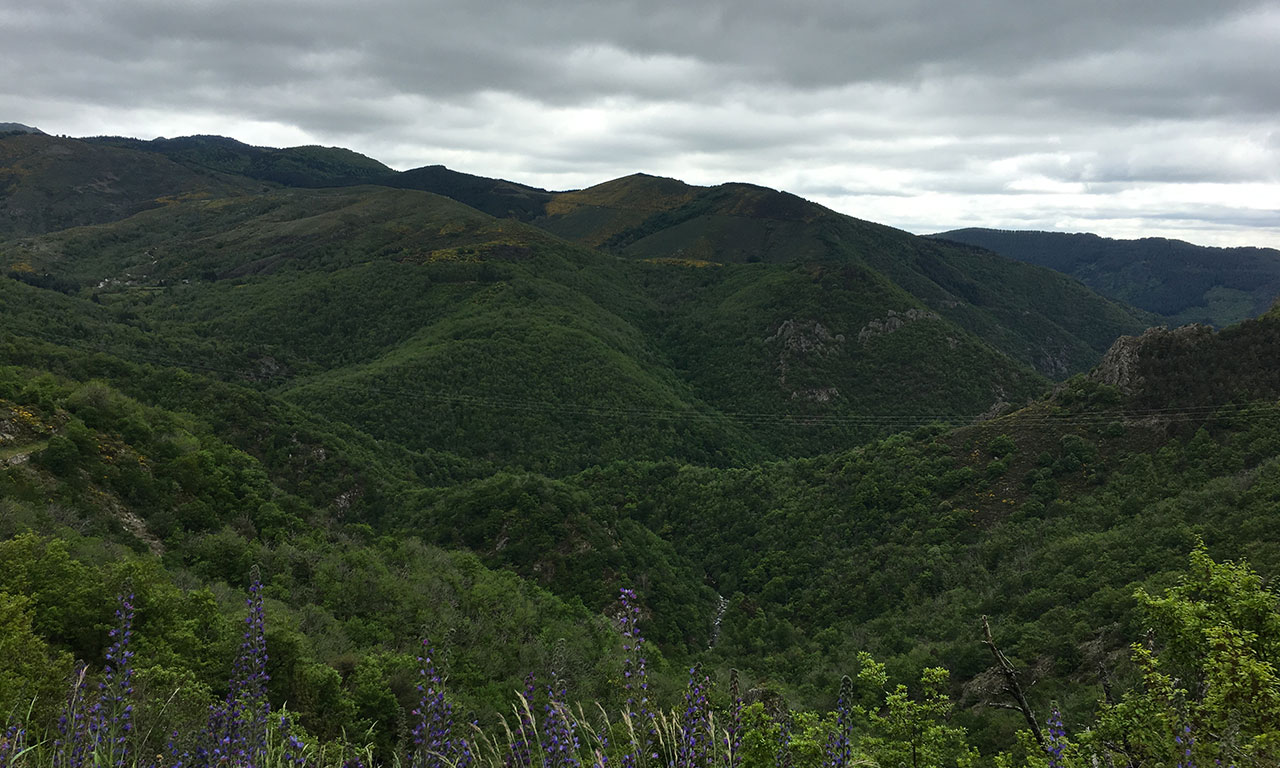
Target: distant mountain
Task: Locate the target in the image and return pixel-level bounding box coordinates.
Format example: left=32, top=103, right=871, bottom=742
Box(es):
left=85, top=134, right=393, bottom=186
left=86, top=134, right=553, bottom=217
left=0, top=133, right=1161, bottom=465
left=537, top=175, right=1157, bottom=380
left=0, top=122, right=43, bottom=134
left=0, top=182, right=1032, bottom=465
left=932, top=227, right=1280, bottom=327
left=0, top=132, right=259, bottom=237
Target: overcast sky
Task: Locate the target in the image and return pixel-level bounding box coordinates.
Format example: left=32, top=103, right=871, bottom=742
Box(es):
left=4, top=1, right=1279, bottom=247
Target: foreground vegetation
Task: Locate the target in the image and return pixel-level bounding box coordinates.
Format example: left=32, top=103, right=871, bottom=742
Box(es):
left=3, top=549, right=1278, bottom=767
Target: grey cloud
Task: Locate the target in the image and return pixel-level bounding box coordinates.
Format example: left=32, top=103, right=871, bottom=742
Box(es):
left=3, top=0, right=1280, bottom=247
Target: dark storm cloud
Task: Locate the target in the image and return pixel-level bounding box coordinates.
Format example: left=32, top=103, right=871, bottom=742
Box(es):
left=2, top=0, right=1278, bottom=245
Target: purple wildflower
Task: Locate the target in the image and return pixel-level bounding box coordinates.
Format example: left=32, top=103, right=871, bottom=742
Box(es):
left=823, top=677, right=853, bottom=768
left=200, top=571, right=270, bottom=768
left=1175, top=723, right=1196, bottom=768
left=53, top=665, right=91, bottom=768
left=774, top=710, right=792, bottom=768
left=506, top=674, right=537, bottom=768
left=618, top=588, right=656, bottom=768
left=0, top=723, right=28, bottom=768
left=90, top=592, right=136, bottom=768
left=166, top=729, right=190, bottom=768
left=409, top=637, right=472, bottom=768
left=541, top=662, right=581, bottom=768
left=676, top=665, right=711, bottom=768
left=1045, top=707, right=1066, bottom=768
left=723, top=670, right=742, bottom=768
left=592, top=713, right=610, bottom=768
left=280, top=715, right=307, bottom=768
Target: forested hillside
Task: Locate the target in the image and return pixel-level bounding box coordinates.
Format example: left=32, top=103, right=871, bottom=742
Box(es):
left=3, top=130, right=1280, bottom=767
left=934, top=227, right=1280, bottom=328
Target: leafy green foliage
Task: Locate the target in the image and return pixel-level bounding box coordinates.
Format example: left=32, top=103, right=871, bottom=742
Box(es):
left=853, top=654, right=979, bottom=768
left=1085, top=548, right=1280, bottom=765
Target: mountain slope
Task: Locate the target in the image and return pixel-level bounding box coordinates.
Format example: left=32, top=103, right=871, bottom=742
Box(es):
left=0, top=132, right=260, bottom=237
left=87, top=134, right=553, bottom=217
left=0, top=185, right=769, bottom=471
left=933, top=227, right=1280, bottom=327
left=567, top=308, right=1280, bottom=742
left=85, top=134, right=394, bottom=187
left=0, top=178, right=1064, bottom=462
left=537, top=175, right=1156, bottom=379
left=0, top=134, right=1165, bottom=466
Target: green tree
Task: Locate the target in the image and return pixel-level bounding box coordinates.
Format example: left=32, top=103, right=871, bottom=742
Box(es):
left=1091, top=547, right=1280, bottom=766
left=855, top=653, right=979, bottom=768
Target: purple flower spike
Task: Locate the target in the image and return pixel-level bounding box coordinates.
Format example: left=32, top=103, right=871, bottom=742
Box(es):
left=676, top=665, right=711, bottom=768
left=618, top=588, right=656, bottom=768
left=775, top=710, right=793, bottom=768
left=541, top=646, right=581, bottom=768
left=823, top=677, right=853, bottom=768
left=89, top=592, right=136, bottom=768
left=201, top=571, right=270, bottom=768
left=410, top=637, right=472, bottom=768
left=1045, top=707, right=1066, bottom=768
left=54, top=665, right=91, bottom=768
left=505, top=674, right=537, bottom=768
left=724, top=670, right=742, bottom=768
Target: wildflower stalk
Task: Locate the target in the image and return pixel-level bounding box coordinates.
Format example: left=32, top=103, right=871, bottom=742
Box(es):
left=1174, top=723, right=1195, bottom=768
left=774, top=709, right=792, bottom=768
left=202, top=571, right=270, bottom=768
left=541, top=655, right=580, bottom=768
left=0, top=722, right=33, bottom=768
left=1045, top=707, right=1066, bottom=768
left=54, top=666, right=90, bottom=768
left=90, top=592, right=136, bottom=768
left=723, top=670, right=741, bottom=768
left=410, top=637, right=473, bottom=768
left=505, top=675, right=538, bottom=768
left=618, top=588, right=655, bottom=768
left=824, top=676, right=852, bottom=768
left=676, top=665, right=710, bottom=768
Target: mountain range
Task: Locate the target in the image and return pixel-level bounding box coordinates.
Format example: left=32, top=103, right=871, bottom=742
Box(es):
left=934, top=227, right=1280, bottom=328
left=4, top=127, right=1280, bottom=759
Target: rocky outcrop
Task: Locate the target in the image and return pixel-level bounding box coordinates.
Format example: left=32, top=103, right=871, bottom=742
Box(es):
left=767, top=319, right=842, bottom=356
left=1089, top=324, right=1212, bottom=394
left=857, top=308, right=941, bottom=343
left=765, top=319, right=845, bottom=402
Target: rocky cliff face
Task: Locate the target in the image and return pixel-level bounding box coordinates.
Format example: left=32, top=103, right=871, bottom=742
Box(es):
left=766, top=319, right=846, bottom=402
left=857, top=308, right=941, bottom=344
left=1088, top=324, right=1213, bottom=394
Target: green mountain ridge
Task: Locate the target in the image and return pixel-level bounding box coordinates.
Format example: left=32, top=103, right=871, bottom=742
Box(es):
left=2, top=133, right=1150, bottom=467
left=0, top=122, right=43, bottom=135
left=0, top=132, right=262, bottom=238
left=933, top=227, right=1280, bottom=327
